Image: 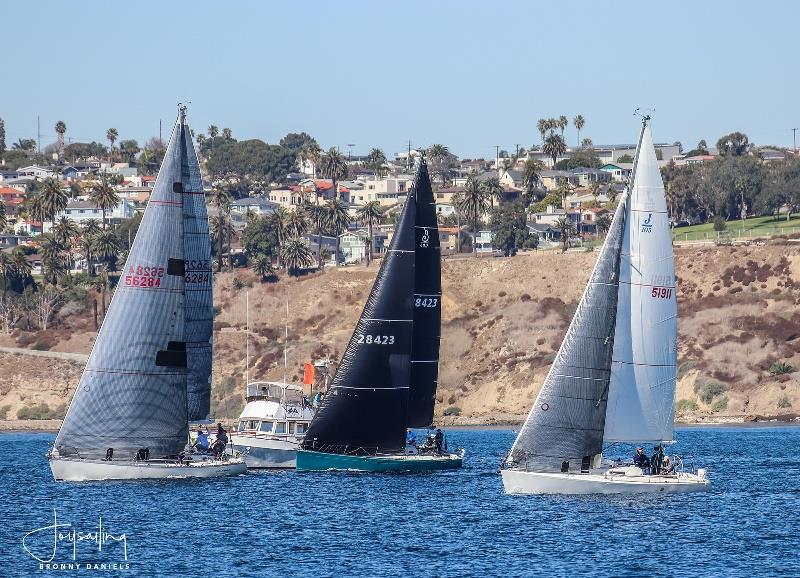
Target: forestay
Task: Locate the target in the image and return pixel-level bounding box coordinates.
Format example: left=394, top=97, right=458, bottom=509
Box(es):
left=604, top=124, right=677, bottom=443
left=408, top=160, right=441, bottom=428
left=54, top=114, right=190, bottom=460
left=302, top=193, right=416, bottom=454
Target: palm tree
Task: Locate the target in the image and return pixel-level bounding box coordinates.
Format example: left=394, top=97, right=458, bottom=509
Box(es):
left=607, top=184, right=618, bottom=205
left=207, top=125, right=219, bottom=139
left=556, top=180, right=574, bottom=210
left=52, top=217, right=80, bottom=269
left=301, top=142, right=322, bottom=177
left=34, top=177, right=68, bottom=232
left=558, top=115, right=568, bottom=137
left=543, top=133, right=567, bottom=168
left=211, top=186, right=232, bottom=271
left=481, top=176, right=504, bottom=208
left=366, top=148, right=387, bottom=178
left=0, top=201, right=6, bottom=233
left=89, top=176, right=120, bottom=229
left=55, top=121, right=67, bottom=163
left=356, top=201, right=384, bottom=265
left=304, top=201, right=326, bottom=266
left=573, top=115, right=585, bottom=146
left=427, top=144, right=451, bottom=184
left=323, top=198, right=351, bottom=265
left=93, top=229, right=120, bottom=266
left=0, top=253, right=13, bottom=297
left=596, top=213, right=612, bottom=239
left=106, top=128, right=119, bottom=160
left=522, top=159, right=543, bottom=194
left=251, top=253, right=277, bottom=282
left=590, top=181, right=601, bottom=205
left=457, top=175, right=490, bottom=253
left=287, top=208, right=308, bottom=238
left=280, top=237, right=314, bottom=276
left=319, top=147, right=348, bottom=200
left=270, top=206, right=290, bottom=266
left=554, top=216, right=576, bottom=253
left=37, top=233, right=68, bottom=285
left=537, top=119, right=547, bottom=145
left=222, top=128, right=233, bottom=140
left=209, top=215, right=234, bottom=271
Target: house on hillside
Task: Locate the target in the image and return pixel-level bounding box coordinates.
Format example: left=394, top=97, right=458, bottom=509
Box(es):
left=435, top=186, right=463, bottom=205
left=339, top=229, right=388, bottom=263
left=673, top=155, right=715, bottom=167
left=528, top=223, right=560, bottom=243
left=435, top=203, right=455, bottom=218
left=474, top=230, right=493, bottom=253
left=568, top=168, right=611, bottom=187
left=230, top=197, right=278, bottom=216
left=16, top=165, right=54, bottom=179
left=538, top=170, right=572, bottom=191
left=600, top=163, right=633, bottom=183
left=439, top=226, right=463, bottom=254
left=51, top=199, right=135, bottom=229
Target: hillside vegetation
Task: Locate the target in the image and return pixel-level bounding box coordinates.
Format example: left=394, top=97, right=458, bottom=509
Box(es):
left=1, top=242, right=798, bottom=426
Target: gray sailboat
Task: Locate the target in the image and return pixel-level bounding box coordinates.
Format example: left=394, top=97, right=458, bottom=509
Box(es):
left=49, top=107, right=246, bottom=481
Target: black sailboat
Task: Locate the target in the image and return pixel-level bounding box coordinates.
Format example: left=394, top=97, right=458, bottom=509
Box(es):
left=297, top=159, right=463, bottom=472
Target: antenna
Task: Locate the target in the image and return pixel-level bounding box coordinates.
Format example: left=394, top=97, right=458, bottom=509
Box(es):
left=283, top=287, right=289, bottom=387
left=792, top=127, right=798, bottom=154
left=245, top=290, right=250, bottom=384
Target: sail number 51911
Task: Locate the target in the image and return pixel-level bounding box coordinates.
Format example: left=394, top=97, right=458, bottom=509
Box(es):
left=356, top=334, right=395, bottom=345
left=651, top=287, right=672, bottom=299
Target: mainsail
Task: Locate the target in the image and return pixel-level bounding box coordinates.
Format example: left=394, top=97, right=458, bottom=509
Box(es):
left=302, top=193, right=416, bottom=454
left=54, top=111, right=196, bottom=459
left=603, top=123, right=677, bottom=443
left=507, top=191, right=628, bottom=472
left=179, top=118, right=213, bottom=422
left=407, top=160, right=441, bottom=427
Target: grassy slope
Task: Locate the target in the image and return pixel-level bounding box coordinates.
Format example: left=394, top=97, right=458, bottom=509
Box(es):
left=673, top=215, right=800, bottom=241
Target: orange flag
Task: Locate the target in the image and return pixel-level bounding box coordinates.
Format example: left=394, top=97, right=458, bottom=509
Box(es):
left=303, top=363, right=315, bottom=385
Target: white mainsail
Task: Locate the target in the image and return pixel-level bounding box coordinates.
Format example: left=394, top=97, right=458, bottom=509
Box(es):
left=603, top=123, right=677, bottom=443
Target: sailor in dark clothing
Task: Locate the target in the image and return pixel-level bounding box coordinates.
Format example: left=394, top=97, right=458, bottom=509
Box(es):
left=633, top=447, right=650, bottom=472
left=434, top=429, right=444, bottom=453
left=213, top=423, right=228, bottom=459
left=651, top=445, right=665, bottom=475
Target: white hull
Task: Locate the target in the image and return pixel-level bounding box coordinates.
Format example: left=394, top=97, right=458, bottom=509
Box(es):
left=231, top=434, right=299, bottom=468
left=50, top=456, right=247, bottom=482
left=501, top=468, right=710, bottom=495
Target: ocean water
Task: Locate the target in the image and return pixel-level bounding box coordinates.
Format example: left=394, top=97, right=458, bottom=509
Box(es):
left=1, top=426, right=798, bottom=577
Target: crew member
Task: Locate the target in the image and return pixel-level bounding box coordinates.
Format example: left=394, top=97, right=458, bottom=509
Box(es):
left=633, top=447, right=650, bottom=472
left=651, top=445, right=665, bottom=475
left=434, top=429, right=444, bottom=453
left=194, top=428, right=210, bottom=452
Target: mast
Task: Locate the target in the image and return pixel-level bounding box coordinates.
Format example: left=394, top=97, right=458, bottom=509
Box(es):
left=407, top=158, right=441, bottom=427
left=54, top=110, right=190, bottom=460
left=245, top=290, right=250, bottom=384
left=302, top=191, right=417, bottom=454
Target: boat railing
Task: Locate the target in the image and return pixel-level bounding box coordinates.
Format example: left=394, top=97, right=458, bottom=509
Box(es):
left=303, top=443, right=383, bottom=456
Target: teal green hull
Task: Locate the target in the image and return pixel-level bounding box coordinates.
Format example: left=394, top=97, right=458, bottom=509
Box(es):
left=296, top=450, right=464, bottom=472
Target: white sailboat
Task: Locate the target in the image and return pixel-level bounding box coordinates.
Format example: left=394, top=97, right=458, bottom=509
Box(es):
left=49, top=107, right=246, bottom=481
left=501, top=117, right=709, bottom=494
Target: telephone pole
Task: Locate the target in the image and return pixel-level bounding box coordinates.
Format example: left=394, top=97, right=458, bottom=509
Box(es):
left=37, top=115, right=41, bottom=153
left=407, top=140, right=412, bottom=170
left=494, top=145, right=500, bottom=172
left=793, top=127, right=798, bottom=154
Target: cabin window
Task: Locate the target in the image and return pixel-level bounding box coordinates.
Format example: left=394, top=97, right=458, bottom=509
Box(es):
left=296, top=423, right=308, bottom=435
left=259, top=421, right=272, bottom=433
left=287, top=422, right=295, bottom=435
left=274, top=422, right=286, bottom=435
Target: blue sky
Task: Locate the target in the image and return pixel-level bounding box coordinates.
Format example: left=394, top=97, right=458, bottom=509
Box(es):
left=4, top=1, right=798, bottom=159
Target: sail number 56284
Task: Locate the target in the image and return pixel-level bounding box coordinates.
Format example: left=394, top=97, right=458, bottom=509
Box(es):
left=356, top=334, right=395, bottom=345
left=651, top=287, right=672, bottom=299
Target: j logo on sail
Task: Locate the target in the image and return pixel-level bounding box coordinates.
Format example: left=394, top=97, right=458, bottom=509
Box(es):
left=420, top=228, right=430, bottom=248
left=641, top=213, right=653, bottom=233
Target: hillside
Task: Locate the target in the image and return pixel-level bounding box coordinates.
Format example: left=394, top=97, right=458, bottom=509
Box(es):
left=1, top=241, right=799, bottom=427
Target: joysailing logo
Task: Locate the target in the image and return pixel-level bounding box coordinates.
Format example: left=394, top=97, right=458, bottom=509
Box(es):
left=641, top=213, right=653, bottom=233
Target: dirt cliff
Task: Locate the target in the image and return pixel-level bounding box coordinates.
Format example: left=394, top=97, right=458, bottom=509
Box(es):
left=1, top=242, right=798, bottom=426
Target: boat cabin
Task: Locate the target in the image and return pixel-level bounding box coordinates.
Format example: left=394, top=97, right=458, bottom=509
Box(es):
left=235, top=381, right=314, bottom=439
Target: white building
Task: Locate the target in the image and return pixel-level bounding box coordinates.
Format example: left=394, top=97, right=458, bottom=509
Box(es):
left=49, top=199, right=135, bottom=229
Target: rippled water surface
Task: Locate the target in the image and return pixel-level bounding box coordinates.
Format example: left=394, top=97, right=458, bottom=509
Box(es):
left=2, top=426, right=798, bottom=577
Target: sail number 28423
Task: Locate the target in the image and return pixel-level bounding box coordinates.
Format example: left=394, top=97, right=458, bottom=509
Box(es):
left=356, top=334, right=395, bottom=345
left=651, top=286, right=673, bottom=299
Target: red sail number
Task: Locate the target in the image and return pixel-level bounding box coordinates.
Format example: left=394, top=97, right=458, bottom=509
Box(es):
left=124, top=264, right=165, bottom=288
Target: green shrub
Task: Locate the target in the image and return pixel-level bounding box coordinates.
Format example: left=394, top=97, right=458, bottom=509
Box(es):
left=0, top=405, right=10, bottom=419
left=232, top=277, right=245, bottom=290
left=713, top=216, right=727, bottom=232
left=695, top=381, right=726, bottom=404
left=769, top=361, right=795, bottom=375
left=677, top=361, right=696, bottom=379
left=711, top=396, right=729, bottom=413
left=442, top=406, right=462, bottom=416
left=16, top=402, right=67, bottom=420
left=778, top=396, right=792, bottom=409
left=676, top=399, right=699, bottom=413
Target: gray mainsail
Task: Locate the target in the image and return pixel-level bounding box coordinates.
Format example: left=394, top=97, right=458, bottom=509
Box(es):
left=507, top=193, right=628, bottom=472
left=179, top=118, right=213, bottom=422
left=54, top=112, right=192, bottom=460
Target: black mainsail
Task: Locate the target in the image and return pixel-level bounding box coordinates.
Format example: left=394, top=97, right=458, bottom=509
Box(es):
left=302, top=191, right=416, bottom=454
left=54, top=109, right=207, bottom=459
left=407, top=160, right=441, bottom=427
